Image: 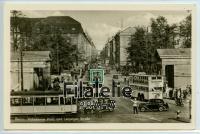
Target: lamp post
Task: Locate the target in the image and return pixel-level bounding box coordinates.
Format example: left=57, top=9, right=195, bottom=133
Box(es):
left=56, top=41, right=59, bottom=75
left=20, top=48, right=24, bottom=91
left=19, top=36, right=25, bottom=91
left=53, top=26, right=60, bottom=75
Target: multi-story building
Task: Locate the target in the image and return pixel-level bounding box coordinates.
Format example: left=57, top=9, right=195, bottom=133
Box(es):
left=101, top=27, right=136, bottom=69
left=117, top=27, right=136, bottom=67
left=11, top=16, right=97, bottom=71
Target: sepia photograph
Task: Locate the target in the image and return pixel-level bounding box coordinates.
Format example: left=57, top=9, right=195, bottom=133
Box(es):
left=3, top=3, right=196, bottom=130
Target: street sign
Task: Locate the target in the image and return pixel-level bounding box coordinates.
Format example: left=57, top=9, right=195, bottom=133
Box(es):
left=89, top=69, right=104, bottom=84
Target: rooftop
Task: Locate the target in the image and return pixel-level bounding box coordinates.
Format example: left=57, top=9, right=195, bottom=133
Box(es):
left=157, top=48, right=191, bottom=59
left=11, top=16, right=84, bottom=34
left=34, top=16, right=84, bottom=34
left=119, top=27, right=136, bottom=36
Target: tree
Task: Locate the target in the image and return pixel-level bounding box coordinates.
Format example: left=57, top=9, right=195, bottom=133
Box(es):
left=127, top=16, right=178, bottom=74
left=11, top=10, right=23, bottom=51
left=55, top=35, right=78, bottom=72
left=179, top=14, right=191, bottom=48
left=30, top=29, right=78, bottom=74
left=11, top=10, right=28, bottom=91
left=150, top=16, right=175, bottom=49
left=11, top=11, right=33, bottom=51
left=11, top=15, right=84, bottom=74
left=126, top=26, right=147, bottom=72
left=165, top=23, right=178, bottom=48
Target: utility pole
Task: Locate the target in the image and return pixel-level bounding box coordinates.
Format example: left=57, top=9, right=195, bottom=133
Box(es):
left=20, top=37, right=24, bottom=91
left=54, top=26, right=60, bottom=75
left=18, top=58, right=20, bottom=83
left=56, top=42, right=59, bottom=75
left=20, top=50, right=24, bottom=91
left=11, top=10, right=24, bottom=91
left=145, top=27, right=148, bottom=74
left=75, top=45, right=78, bottom=67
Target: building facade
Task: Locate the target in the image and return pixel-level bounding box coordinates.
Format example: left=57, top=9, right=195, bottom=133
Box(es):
left=156, top=48, right=191, bottom=89
left=11, top=51, right=51, bottom=91
left=118, top=27, right=136, bottom=66
left=101, top=27, right=136, bottom=69
left=11, top=16, right=97, bottom=71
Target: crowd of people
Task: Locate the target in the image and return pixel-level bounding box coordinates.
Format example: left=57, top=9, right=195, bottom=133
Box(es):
left=165, top=85, right=191, bottom=106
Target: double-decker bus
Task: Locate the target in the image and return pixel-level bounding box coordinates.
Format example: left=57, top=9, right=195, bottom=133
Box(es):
left=10, top=90, right=77, bottom=120
left=128, top=73, right=164, bottom=100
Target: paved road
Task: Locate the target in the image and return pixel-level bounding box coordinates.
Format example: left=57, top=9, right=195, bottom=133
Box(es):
left=78, top=73, right=191, bottom=123
left=12, top=72, right=191, bottom=123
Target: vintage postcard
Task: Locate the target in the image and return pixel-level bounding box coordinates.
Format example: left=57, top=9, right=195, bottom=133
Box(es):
left=3, top=3, right=196, bottom=130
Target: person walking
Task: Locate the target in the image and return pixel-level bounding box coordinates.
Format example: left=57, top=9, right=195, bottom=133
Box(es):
left=176, top=88, right=183, bottom=106
left=132, top=98, right=139, bottom=114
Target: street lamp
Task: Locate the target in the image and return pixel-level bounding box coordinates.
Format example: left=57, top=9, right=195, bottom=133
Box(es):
left=19, top=36, right=25, bottom=91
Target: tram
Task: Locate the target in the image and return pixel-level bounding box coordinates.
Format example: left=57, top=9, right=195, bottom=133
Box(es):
left=10, top=90, right=78, bottom=119
left=129, top=73, right=164, bottom=100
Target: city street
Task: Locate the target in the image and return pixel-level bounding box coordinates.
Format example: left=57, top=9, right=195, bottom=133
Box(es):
left=11, top=71, right=191, bottom=123
left=9, top=11, right=192, bottom=125
left=77, top=72, right=191, bottom=123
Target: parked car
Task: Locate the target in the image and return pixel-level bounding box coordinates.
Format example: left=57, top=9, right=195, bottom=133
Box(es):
left=139, top=99, right=169, bottom=112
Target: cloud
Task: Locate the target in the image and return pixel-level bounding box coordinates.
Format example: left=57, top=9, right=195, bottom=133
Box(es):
left=124, top=12, right=156, bottom=27
left=51, top=11, right=65, bottom=16
left=86, top=23, right=121, bottom=50
left=21, top=10, right=189, bottom=50
left=22, top=10, right=66, bottom=18
left=165, top=15, right=186, bottom=24
left=22, top=11, right=44, bottom=18
left=124, top=12, right=187, bottom=28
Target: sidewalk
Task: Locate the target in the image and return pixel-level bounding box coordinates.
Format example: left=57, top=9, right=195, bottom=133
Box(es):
left=171, top=117, right=191, bottom=123
left=164, top=98, right=191, bottom=123
left=163, top=98, right=175, bottom=105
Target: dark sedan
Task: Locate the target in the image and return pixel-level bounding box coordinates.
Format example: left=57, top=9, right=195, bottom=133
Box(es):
left=139, top=99, right=169, bottom=112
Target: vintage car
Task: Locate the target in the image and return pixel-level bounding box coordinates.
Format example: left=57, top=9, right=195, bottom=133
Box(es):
left=139, top=99, right=169, bottom=112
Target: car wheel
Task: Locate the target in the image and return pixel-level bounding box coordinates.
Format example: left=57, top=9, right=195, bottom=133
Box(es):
left=140, top=107, right=145, bottom=112
left=158, top=106, right=164, bottom=112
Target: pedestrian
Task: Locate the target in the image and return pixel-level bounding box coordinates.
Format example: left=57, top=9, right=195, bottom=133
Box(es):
left=112, top=79, right=115, bottom=88
left=177, top=88, right=181, bottom=105
left=71, top=70, right=74, bottom=81
left=132, top=98, right=139, bottom=114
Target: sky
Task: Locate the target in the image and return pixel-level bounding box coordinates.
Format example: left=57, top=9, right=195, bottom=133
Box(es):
left=21, top=10, right=190, bottom=50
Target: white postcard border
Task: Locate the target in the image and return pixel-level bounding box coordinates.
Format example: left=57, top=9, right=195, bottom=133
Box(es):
left=3, top=3, right=196, bottom=130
